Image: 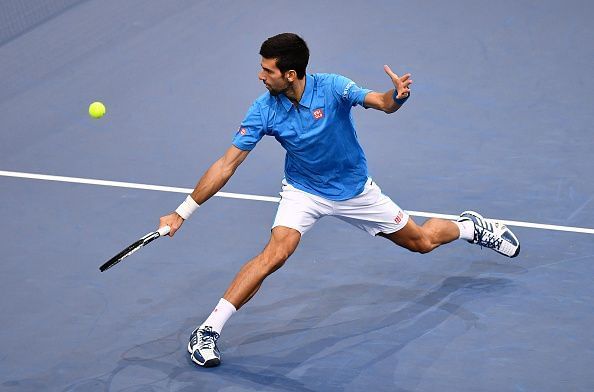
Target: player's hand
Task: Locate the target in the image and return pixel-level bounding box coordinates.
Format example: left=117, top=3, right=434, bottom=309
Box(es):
left=384, top=65, right=412, bottom=99
left=159, top=212, right=184, bottom=237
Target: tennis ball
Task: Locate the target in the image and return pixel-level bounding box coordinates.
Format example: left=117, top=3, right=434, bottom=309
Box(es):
left=88, top=101, right=106, bottom=119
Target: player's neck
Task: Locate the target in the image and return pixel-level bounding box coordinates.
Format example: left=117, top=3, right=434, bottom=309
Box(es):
left=285, top=77, right=306, bottom=106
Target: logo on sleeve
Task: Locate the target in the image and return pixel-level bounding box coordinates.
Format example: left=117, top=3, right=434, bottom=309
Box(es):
left=239, top=127, right=247, bottom=135
left=313, top=108, right=324, bottom=120
left=342, top=81, right=356, bottom=98
left=394, top=211, right=404, bottom=224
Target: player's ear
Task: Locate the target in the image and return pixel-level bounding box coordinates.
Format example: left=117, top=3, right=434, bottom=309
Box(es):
left=286, top=70, right=296, bottom=83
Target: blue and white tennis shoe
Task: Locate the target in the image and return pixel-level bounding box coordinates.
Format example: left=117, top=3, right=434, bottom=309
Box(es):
left=458, top=211, right=520, bottom=258
left=188, top=326, right=221, bottom=367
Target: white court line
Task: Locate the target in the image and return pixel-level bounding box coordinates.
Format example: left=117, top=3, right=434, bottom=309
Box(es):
left=1, top=170, right=593, bottom=235
left=0, top=170, right=279, bottom=203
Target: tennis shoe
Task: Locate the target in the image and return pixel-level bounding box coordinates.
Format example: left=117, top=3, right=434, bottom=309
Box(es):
left=188, top=326, right=221, bottom=367
left=459, top=211, right=520, bottom=258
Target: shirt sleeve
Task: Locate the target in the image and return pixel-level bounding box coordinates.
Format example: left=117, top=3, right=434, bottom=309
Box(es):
left=232, top=102, right=267, bottom=151
left=331, top=74, right=372, bottom=107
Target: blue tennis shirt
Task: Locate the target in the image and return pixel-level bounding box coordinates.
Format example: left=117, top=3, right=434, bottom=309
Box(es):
left=232, top=73, right=372, bottom=201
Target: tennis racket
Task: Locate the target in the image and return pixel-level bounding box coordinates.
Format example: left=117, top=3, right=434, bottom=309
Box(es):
left=99, top=225, right=170, bottom=272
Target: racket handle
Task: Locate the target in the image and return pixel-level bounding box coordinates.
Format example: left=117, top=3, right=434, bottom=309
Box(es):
left=158, top=225, right=171, bottom=236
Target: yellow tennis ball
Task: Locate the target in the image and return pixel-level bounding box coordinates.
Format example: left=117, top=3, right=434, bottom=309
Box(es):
left=88, top=101, right=106, bottom=119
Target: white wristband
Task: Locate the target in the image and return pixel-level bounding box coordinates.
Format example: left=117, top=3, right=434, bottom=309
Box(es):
left=175, top=195, right=200, bottom=220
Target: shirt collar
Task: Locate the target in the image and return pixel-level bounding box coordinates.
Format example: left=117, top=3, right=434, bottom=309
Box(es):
left=278, top=74, right=314, bottom=112
left=299, top=74, right=314, bottom=108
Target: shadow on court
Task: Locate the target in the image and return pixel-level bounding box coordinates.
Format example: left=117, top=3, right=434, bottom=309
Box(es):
left=6, top=267, right=512, bottom=392
left=221, top=274, right=513, bottom=391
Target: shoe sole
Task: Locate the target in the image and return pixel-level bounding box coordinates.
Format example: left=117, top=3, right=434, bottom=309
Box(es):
left=494, top=242, right=520, bottom=258
left=191, top=354, right=220, bottom=368
left=508, top=243, right=521, bottom=258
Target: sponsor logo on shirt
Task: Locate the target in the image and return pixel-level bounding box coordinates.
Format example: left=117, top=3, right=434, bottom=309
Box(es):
left=240, top=127, right=247, bottom=135
left=342, top=81, right=356, bottom=98
left=394, top=210, right=404, bottom=224
left=313, top=108, right=324, bottom=120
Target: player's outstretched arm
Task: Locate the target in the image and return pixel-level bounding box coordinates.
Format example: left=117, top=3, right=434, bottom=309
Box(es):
left=364, top=65, right=412, bottom=114
left=159, top=145, right=250, bottom=236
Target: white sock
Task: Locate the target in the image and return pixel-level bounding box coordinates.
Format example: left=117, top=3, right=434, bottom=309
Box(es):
left=200, top=298, right=236, bottom=335
left=455, top=220, right=475, bottom=241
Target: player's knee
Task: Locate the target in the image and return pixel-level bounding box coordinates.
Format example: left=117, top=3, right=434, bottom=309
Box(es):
left=408, top=238, right=434, bottom=254
left=261, top=246, right=291, bottom=273
left=417, top=242, right=434, bottom=254
left=274, top=246, right=293, bottom=266
left=263, top=256, right=286, bottom=275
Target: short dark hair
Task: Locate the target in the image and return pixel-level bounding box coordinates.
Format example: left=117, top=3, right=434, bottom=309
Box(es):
left=259, top=33, right=309, bottom=79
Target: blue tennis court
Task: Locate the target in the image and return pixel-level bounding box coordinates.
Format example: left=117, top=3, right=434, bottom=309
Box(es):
left=1, top=1, right=594, bottom=391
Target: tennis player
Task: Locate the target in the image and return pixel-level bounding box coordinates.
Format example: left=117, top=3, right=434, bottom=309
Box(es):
left=158, top=33, right=520, bottom=367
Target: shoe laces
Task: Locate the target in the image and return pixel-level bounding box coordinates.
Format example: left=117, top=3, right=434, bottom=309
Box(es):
left=475, top=226, right=503, bottom=250
left=197, top=326, right=219, bottom=350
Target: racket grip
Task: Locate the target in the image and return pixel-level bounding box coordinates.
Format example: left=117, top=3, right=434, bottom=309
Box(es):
left=158, top=225, right=171, bottom=236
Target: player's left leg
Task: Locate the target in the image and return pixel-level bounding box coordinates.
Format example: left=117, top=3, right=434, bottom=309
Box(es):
left=333, top=178, right=519, bottom=257
left=380, top=212, right=521, bottom=258
left=377, top=216, right=460, bottom=254
left=333, top=179, right=464, bottom=253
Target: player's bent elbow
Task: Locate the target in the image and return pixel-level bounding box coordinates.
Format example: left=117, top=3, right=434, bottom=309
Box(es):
left=383, top=104, right=398, bottom=114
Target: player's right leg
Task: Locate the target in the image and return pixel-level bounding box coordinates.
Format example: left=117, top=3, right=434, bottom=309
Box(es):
left=189, top=180, right=329, bottom=367
left=223, top=226, right=301, bottom=309
left=188, top=226, right=301, bottom=367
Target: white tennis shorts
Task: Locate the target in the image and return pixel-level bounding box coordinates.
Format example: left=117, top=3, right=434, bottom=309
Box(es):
left=272, top=178, right=409, bottom=236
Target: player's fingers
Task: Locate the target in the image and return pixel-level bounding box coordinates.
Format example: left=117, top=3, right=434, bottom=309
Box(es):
left=171, top=216, right=185, bottom=237
left=163, top=223, right=175, bottom=237
left=159, top=217, right=173, bottom=237
left=383, top=64, right=399, bottom=80
left=400, top=73, right=411, bottom=82
left=158, top=218, right=167, bottom=231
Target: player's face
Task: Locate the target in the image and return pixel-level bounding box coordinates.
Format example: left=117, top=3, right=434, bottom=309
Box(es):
left=258, top=57, right=290, bottom=96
